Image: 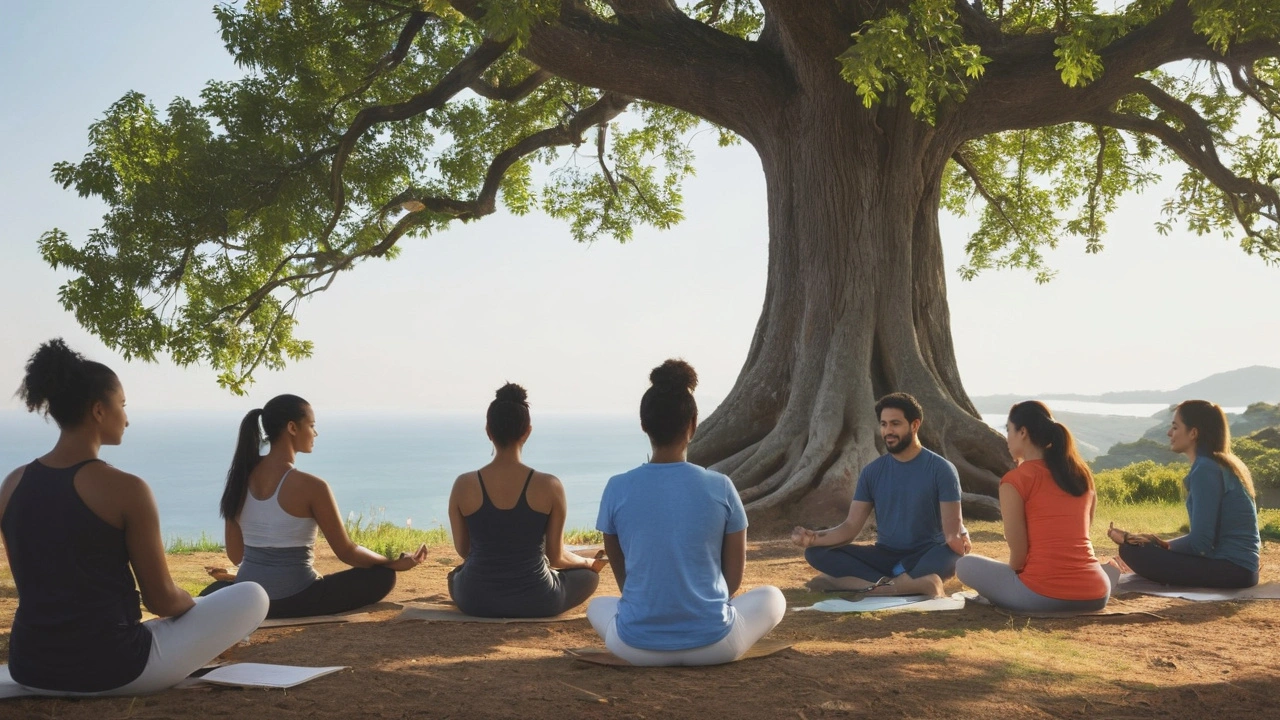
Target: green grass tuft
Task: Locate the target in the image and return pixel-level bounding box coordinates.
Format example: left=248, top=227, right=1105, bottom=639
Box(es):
left=165, top=531, right=223, bottom=554
left=565, top=527, right=603, bottom=545
left=345, top=511, right=450, bottom=558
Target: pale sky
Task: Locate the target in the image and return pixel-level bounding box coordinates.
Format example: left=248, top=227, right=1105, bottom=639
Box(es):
left=1, top=2, right=1277, bottom=418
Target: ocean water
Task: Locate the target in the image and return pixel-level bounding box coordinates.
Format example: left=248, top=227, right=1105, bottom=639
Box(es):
left=1, top=401, right=1241, bottom=543
left=0, top=411, right=651, bottom=542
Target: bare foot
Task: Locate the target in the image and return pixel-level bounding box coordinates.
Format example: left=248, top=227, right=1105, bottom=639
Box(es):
left=866, top=573, right=944, bottom=598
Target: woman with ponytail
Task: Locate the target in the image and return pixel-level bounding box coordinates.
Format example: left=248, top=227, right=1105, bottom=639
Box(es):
left=201, top=394, right=427, bottom=617
left=446, top=383, right=604, bottom=617
left=1107, top=400, right=1260, bottom=588
left=1, top=339, right=267, bottom=695
left=587, top=360, right=785, bottom=666
left=956, top=401, right=1112, bottom=613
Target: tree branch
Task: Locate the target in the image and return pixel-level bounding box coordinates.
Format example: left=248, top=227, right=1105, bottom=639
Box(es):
left=469, top=68, right=553, bottom=101
left=228, top=92, right=635, bottom=325
left=448, top=0, right=789, bottom=141
left=320, top=37, right=512, bottom=251
left=952, top=148, right=1029, bottom=242
left=956, top=0, right=1273, bottom=136
left=1088, top=98, right=1280, bottom=252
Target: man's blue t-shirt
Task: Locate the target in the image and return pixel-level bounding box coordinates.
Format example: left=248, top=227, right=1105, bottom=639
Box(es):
left=596, top=462, right=748, bottom=651
left=852, top=448, right=961, bottom=552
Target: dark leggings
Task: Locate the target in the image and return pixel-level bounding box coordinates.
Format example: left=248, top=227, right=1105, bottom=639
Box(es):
left=447, top=567, right=599, bottom=618
left=200, top=566, right=397, bottom=619
left=1119, top=543, right=1258, bottom=589
left=805, top=542, right=960, bottom=583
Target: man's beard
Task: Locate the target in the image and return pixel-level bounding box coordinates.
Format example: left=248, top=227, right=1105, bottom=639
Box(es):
left=885, top=430, right=915, bottom=455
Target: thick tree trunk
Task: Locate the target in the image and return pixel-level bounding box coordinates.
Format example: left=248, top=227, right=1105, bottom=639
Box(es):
left=688, top=92, right=1011, bottom=532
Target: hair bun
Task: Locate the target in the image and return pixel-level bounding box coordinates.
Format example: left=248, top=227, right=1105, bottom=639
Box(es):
left=494, top=382, right=528, bottom=406
left=21, top=338, right=85, bottom=411
left=649, top=359, right=697, bottom=393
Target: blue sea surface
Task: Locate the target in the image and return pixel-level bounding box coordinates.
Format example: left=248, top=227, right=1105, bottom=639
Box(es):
left=0, top=411, right=651, bottom=542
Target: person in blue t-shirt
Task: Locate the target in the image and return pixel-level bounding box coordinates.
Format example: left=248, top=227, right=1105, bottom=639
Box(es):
left=1106, top=400, right=1260, bottom=588
left=588, top=359, right=786, bottom=666
left=791, top=392, right=970, bottom=597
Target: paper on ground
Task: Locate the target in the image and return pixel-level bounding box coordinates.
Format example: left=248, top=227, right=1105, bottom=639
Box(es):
left=196, top=663, right=347, bottom=688
left=0, top=663, right=346, bottom=697
left=793, top=592, right=966, bottom=613
left=1114, top=575, right=1280, bottom=601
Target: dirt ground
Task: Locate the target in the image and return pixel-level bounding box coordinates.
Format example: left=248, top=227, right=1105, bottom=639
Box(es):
left=1, top=535, right=1278, bottom=719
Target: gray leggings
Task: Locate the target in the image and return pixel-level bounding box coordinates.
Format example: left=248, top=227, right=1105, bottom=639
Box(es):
left=956, top=555, right=1110, bottom=613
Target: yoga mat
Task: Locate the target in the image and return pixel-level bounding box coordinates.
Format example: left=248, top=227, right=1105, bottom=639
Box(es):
left=565, top=639, right=793, bottom=666
left=0, top=663, right=346, bottom=697
left=256, top=611, right=379, bottom=629
left=793, top=593, right=966, bottom=613
left=395, top=602, right=586, bottom=623
left=0, top=667, right=32, bottom=700
left=1112, top=575, right=1280, bottom=601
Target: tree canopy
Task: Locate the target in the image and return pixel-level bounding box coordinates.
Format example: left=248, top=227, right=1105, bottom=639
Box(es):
left=41, top=0, right=1280, bottom=392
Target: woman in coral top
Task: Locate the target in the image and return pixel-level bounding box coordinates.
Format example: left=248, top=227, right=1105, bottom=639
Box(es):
left=956, top=401, right=1111, bottom=612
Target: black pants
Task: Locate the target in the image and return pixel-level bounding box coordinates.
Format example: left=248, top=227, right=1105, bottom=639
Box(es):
left=447, top=566, right=599, bottom=618
left=1119, top=543, right=1258, bottom=589
left=200, top=566, right=396, bottom=619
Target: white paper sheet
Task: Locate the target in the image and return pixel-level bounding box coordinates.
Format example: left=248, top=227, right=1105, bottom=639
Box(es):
left=197, top=663, right=348, bottom=688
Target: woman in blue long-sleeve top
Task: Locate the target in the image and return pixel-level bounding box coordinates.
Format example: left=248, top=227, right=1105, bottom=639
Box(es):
left=1107, top=400, right=1260, bottom=588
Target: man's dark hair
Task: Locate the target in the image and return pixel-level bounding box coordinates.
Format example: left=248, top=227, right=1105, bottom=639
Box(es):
left=874, top=392, right=923, bottom=424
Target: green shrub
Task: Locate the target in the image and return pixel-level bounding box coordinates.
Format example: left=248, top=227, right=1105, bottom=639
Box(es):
left=1233, top=437, right=1280, bottom=489
left=1093, top=461, right=1188, bottom=504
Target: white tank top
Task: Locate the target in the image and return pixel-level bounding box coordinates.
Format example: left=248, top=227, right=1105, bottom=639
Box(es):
left=238, top=469, right=319, bottom=548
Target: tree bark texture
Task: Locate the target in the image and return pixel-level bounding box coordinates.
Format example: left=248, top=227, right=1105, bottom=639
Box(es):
left=686, top=84, right=1010, bottom=530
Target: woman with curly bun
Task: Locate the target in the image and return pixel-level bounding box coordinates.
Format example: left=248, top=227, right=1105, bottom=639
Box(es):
left=588, top=360, right=785, bottom=666
left=1, top=339, right=267, bottom=695
left=201, top=394, right=427, bottom=617
left=446, top=383, right=604, bottom=617
left=956, top=401, right=1111, bottom=613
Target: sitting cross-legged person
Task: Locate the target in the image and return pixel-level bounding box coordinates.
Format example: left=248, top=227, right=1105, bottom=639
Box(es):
left=1107, top=400, right=1260, bottom=589
left=587, top=360, right=786, bottom=666
left=200, top=395, right=426, bottom=617
left=791, top=392, right=969, bottom=597
left=446, top=383, right=606, bottom=618
left=956, top=401, right=1111, bottom=613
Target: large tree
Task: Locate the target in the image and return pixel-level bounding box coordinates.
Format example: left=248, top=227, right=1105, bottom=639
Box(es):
left=42, top=1, right=1280, bottom=525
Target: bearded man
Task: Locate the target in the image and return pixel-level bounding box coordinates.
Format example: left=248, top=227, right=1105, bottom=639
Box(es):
left=791, top=393, right=970, bottom=597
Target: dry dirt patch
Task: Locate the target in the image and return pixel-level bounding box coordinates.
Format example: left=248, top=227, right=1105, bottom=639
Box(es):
left=0, top=537, right=1277, bottom=719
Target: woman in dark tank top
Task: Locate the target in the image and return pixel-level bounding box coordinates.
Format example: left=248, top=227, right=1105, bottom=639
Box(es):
left=446, top=384, right=606, bottom=617
left=0, top=339, right=267, bottom=695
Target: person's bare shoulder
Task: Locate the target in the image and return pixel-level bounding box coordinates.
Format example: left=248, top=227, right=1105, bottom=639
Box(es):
left=0, top=465, right=28, bottom=510
left=81, top=460, right=149, bottom=493
left=285, top=469, right=332, bottom=497
left=532, top=471, right=563, bottom=488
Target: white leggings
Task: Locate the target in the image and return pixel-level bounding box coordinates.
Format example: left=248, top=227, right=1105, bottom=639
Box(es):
left=587, top=586, right=786, bottom=667
left=32, top=582, right=269, bottom=696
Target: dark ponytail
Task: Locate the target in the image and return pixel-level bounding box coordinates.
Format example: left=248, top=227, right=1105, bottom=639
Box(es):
left=1008, top=401, right=1092, bottom=497
left=487, top=382, right=530, bottom=448
left=640, top=359, right=699, bottom=446
left=220, top=394, right=311, bottom=520
left=18, top=338, right=119, bottom=429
